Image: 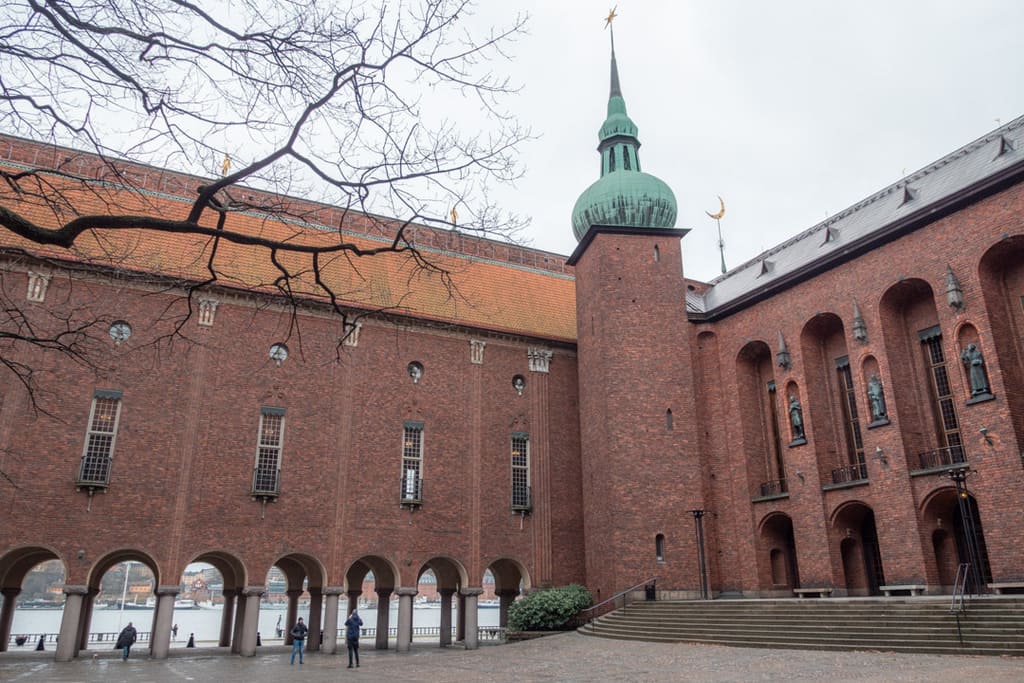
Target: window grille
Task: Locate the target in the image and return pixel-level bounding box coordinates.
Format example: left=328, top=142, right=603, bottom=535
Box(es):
left=401, top=422, right=424, bottom=504
left=252, top=408, right=285, bottom=497
left=511, top=432, right=531, bottom=511
left=77, top=392, right=122, bottom=490
left=921, top=334, right=964, bottom=458
left=835, top=359, right=866, bottom=476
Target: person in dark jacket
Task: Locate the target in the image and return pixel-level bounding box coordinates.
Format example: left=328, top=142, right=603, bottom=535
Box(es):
left=115, top=622, right=137, bottom=660
left=289, top=616, right=308, bottom=665
left=345, top=608, right=363, bottom=668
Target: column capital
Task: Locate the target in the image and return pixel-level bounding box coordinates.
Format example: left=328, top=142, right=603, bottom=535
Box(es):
left=375, top=587, right=394, bottom=598
left=323, top=586, right=346, bottom=596
left=460, top=586, right=485, bottom=597
left=394, top=587, right=418, bottom=597
left=286, top=588, right=303, bottom=597
left=62, top=584, right=89, bottom=596
left=243, top=585, right=267, bottom=597
left=438, top=587, right=457, bottom=597
left=155, top=585, right=180, bottom=596
left=497, top=588, right=520, bottom=597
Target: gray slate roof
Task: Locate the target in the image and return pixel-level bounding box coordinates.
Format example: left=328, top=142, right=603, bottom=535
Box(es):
left=690, top=115, right=1024, bottom=316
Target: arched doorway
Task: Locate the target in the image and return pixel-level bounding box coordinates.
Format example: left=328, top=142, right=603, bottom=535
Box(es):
left=415, top=557, right=467, bottom=649
left=922, top=487, right=993, bottom=592
left=345, top=556, right=399, bottom=651
left=484, top=558, right=531, bottom=631
left=758, top=513, right=800, bottom=595
left=269, top=553, right=326, bottom=653
left=72, top=550, right=159, bottom=661
left=184, top=552, right=245, bottom=650
left=832, top=503, right=885, bottom=596
left=0, top=547, right=65, bottom=652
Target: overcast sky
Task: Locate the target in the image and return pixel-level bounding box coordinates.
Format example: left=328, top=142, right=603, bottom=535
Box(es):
left=475, top=1, right=1024, bottom=283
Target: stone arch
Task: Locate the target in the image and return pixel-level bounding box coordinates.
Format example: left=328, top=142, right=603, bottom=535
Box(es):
left=736, top=340, right=785, bottom=497
left=269, top=552, right=327, bottom=650
left=344, top=555, right=400, bottom=652
left=485, top=557, right=530, bottom=629
left=978, top=235, right=1024, bottom=447
left=0, top=546, right=66, bottom=652
left=415, top=556, right=468, bottom=649
left=919, top=486, right=993, bottom=592
left=183, top=550, right=247, bottom=648
left=757, top=512, right=800, bottom=595
left=830, top=501, right=885, bottom=596
left=878, top=278, right=964, bottom=471
left=799, top=312, right=865, bottom=486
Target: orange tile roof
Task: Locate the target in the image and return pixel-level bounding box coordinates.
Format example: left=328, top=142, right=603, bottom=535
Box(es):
left=0, top=160, right=577, bottom=342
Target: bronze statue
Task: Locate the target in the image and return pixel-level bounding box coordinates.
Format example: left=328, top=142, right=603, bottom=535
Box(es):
left=788, top=395, right=805, bottom=440
left=960, top=343, right=991, bottom=396
left=867, top=373, right=887, bottom=421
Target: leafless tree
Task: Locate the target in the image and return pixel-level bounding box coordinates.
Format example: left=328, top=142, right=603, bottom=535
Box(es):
left=0, top=0, right=530, bottom=395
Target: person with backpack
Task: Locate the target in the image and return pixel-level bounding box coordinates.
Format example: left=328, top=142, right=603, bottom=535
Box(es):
left=289, top=616, right=308, bottom=665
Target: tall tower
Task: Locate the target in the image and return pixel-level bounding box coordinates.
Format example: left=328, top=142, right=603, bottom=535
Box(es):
left=568, top=27, right=703, bottom=601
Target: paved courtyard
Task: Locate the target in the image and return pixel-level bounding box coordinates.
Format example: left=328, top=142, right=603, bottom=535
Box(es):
left=1, top=633, right=1021, bottom=682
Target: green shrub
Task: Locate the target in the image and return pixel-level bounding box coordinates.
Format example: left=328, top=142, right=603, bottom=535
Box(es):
left=507, top=584, right=593, bottom=631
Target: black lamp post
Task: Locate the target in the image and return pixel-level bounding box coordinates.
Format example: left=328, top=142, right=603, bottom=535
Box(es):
left=690, top=509, right=709, bottom=600
left=947, top=466, right=984, bottom=594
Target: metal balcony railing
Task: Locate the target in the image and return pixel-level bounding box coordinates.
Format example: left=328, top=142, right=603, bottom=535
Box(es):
left=758, top=478, right=788, bottom=498
left=76, top=454, right=112, bottom=490
left=831, top=462, right=868, bottom=485
left=512, top=484, right=531, bottom=511
left=251, top=468, right=280, bottom=498
left=916, top=445, right=967, bottom=471
left=400, top=474, right=423, bottom=506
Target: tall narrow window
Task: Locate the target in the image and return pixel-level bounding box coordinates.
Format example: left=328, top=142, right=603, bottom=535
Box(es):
left=835, top=358, right=866, bottom=481
left=252, top=407, right=285, bottom=497
left=919, top=328, right=964, bottom=469
left=77, top=390, right=122, bottom=490
left=655, top=534, right=665, bottom=562
left=622, top=146, right=631, bottom=170
left=607, top=147, right=616, bottom=173
left=511, top=432, right=530, bottom=511
left=401, top=422, right=424, bottom=504
left=765, top=381, right=786, bottom=493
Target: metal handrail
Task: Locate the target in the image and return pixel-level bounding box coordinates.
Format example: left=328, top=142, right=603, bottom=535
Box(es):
left=950, top=563, right=970, bottom=614
left=572, top=576, right=658, bottom=626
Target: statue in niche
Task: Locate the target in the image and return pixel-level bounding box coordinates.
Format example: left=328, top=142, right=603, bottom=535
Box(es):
left=960, top=343, right=991, bottom=396
left=867, top=373, right=888, bottom=421
left=788, top=395, right=805, bottom=440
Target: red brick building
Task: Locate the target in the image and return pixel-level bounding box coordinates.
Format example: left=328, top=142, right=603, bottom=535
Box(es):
left=2, top=44, right=1024, bottom=662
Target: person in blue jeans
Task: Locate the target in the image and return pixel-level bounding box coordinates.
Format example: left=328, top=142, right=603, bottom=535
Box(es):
left=345, top=608, right=363, bottom=668
left=289, top=617, right=308, bottom=665
left=115, top=622, right=137, bottom=661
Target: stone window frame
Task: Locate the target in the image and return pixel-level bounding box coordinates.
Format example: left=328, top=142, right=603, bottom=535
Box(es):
left=511, top=432, right=530, bottom=512
left=401, top=421, right=424, bottom=504
left=76, top=389, right=123, bottom=490
left=252, top=407, right=285, bottom=498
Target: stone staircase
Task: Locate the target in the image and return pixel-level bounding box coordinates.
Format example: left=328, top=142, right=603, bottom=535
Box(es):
left=577, top=596, right=1024, bottom=656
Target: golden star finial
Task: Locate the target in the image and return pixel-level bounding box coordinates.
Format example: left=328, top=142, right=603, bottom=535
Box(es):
left=604, top=6, right=618, bottom=29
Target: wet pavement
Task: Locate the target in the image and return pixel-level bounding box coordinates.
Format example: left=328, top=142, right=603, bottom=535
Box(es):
left=1, top=633, right=1022, bottom=682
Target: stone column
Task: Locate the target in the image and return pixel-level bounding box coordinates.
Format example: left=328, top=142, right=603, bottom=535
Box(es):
left=219, top=590, right=236, bottom=647
left=374, top=588, right=392, bottom=650
left=461, top=587, right=483, bottom=650
left=0, top=588, right=21, bottom=652
left=438, top=588, right=455, bottom=647
left=322, top=587, right=343, bottom=654
left=306, top=588, right=323, bottom=652
left=497, top=589, right=518, bottom=628
left=150, top=586, right=179, bottom=659
left=394, top=587, right=416, bottom=653
left=56, top=585, right=88, bottom=662
left=77, top=589, right=97, bottom=652
left=230, top=589, right=245, bottom=654
left=239, top=586, right=265, bottom=656
left=456, top=592, right=465, bottom=642
left=284, top=588, right=302, bottom=645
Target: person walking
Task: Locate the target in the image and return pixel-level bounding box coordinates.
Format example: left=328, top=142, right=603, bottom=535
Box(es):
left=345, top=608, right=363, bottom=668
left=115, top=622, right=137, bottom=661
left=289, top=616, right=308, bottom=665
left=172, top=623, right=178, bottom=640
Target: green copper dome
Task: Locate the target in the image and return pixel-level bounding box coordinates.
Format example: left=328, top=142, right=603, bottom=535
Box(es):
left=571, top=39, right=677, bottom=242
